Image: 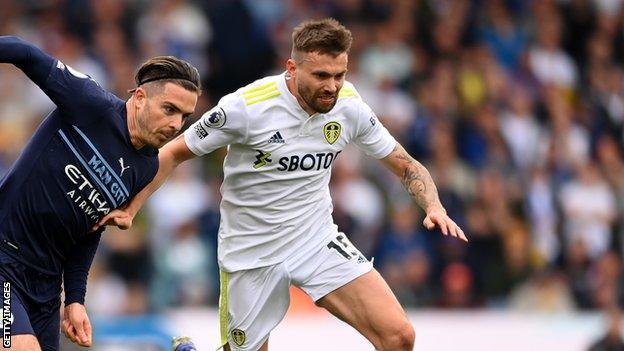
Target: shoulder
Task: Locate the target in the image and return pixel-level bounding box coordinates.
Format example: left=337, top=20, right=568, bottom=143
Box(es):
left=56, top=60, right=115, bottom=107
left=338, top=80, right=361, bottom=100
left=337, top=81, right=366, bottom=111
left=75, top=82, right=120, bottom=120
left=222, top=74, right=286, bottom=122
left=237, top=74, right=283, bottom=107
left=335, top=80, right=371, bottom=118
left=198, top=75, right=285, bottom=133
left=335, top=82, right=383, bottom=134
left=214, top=75, right=283, bottom=116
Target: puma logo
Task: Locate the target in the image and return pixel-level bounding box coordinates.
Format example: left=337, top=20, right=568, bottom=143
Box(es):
left=118, top=157, right=130, bottom=176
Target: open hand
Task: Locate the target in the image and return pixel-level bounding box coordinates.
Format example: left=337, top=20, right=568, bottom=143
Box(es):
left=423, top=209, right=468, bottom=242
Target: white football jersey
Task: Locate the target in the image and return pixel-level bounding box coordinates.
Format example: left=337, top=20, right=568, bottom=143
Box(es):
left=184, top=72, right=396, bottom=272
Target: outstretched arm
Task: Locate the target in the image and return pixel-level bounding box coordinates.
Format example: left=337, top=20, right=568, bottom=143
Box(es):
left=0, top=36, right=103, bottom=114
left=0, top=36, right=55, bottom=84
left=92, top=135, right=196, bottom=231
left=380, top=143, right=467, bottom=242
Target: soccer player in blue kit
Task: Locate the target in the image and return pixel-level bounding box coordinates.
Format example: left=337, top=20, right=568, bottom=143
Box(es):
left=0, top=36, right=201, bottom=350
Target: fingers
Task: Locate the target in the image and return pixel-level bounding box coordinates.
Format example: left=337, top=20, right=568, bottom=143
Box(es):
left=457, top=226, right=468, bottom=242
left=91, top=211, right=131, bottom=232
left=424, top=214, right=448, bottom=235
left=94, top=214, right=110, bottom=230
left=92, top=212, right=117, bottom=232
left=62, top=303, right=92, bottom=346
left=90, top=215, right=109, bottom=232
left=423, top=216, right=435, bottom=230
left=447, top=221, right=467, bottom=242
left=61, top=317, right=68, bottom=333
left=75, top=319, right=89, bottom=346
left=438, top=218, right=449, bottom=235
left=424, top=214, right=468, bottom=242
left=83, top=318, right=93, bottom=347
left=63, top=323, right=79, bottom=344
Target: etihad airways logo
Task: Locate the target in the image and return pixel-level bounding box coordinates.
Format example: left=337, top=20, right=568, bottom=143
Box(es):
left=58, top=127, right=129, bottom=207
left=65, top=164, right=111, bottom=221
left=58, top=126, right=130, bottom=221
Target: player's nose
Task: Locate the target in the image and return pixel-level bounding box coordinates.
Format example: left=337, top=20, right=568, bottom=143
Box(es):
left=323, top=84, right=337, bottom=95
left=169, top=114, right=184, bottom=132
left=328, top=79, right=341, bottom=94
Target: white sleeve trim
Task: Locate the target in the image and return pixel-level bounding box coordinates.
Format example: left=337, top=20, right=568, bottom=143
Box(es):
left=184, top=129, right=206, bottom=156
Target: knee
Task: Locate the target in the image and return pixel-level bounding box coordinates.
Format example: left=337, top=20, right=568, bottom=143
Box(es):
left=381, top=322, right=415, bottom=351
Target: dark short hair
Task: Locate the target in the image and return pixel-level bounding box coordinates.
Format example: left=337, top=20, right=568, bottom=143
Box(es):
left=292, top=18, right=353, bottom=58
left=131, top=56, right=201, bottom=94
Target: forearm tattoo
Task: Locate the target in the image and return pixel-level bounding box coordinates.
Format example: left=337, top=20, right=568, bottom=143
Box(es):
left=392, top=145, right=442, bottom=211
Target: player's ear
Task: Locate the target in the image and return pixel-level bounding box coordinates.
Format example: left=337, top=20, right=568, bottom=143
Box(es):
left=134, top=87, right=147, bottom=107
left=286, top=58, right=297, bottom=79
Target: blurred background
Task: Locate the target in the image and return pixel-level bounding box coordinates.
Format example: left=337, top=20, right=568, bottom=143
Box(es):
left=1, top=0, right=624, bottom=350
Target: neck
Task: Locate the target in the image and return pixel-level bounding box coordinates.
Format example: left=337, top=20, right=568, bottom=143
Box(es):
left=126, top=97, right=146, bottom=149
left=285, top=74, right=315, bottom=116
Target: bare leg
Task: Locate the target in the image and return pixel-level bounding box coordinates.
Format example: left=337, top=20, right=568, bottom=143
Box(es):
left=316, top=269, right=415, bottom=351
left=4, top=334, right=42, bottom=351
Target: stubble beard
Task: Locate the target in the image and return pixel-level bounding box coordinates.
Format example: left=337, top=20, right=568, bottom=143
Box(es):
left=138, top=103, right=162, bottom=149
left=299, top=84, right=338, bottom=114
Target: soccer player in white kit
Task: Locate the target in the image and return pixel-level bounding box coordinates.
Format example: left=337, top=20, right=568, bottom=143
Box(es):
left=97, top=18, right=467, bottom=351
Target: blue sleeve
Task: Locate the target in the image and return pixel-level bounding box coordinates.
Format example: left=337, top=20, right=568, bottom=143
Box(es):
left=63, top=231, right=102, bottom=305
left=0, top=36, right=111, bottom=119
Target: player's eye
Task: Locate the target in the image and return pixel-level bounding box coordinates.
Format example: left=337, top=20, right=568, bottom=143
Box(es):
left=314, top=72, right=329, bottom=79
left=164, top=106, right=175, bottom=115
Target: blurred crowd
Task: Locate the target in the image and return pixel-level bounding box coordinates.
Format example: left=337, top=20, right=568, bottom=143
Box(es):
left=1, top=0, right=624, bottom=318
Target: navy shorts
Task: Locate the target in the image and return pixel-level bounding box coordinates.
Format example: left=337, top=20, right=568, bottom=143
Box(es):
left=0, top=252, right=61, bottom=351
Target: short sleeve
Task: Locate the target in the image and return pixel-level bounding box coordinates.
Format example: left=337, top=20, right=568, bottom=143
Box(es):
left=353, top=101, right=397, bottom=159
left=184, top=92, right=248, bottom=156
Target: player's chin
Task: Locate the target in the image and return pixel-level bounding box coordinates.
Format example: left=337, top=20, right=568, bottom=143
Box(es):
left=313, top=99, right=336, bottom=113
left=149, top=135, right=170, bottom=149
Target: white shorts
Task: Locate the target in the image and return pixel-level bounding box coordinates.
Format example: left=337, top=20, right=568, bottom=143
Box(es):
left=218, top=232, right=373, bottom=351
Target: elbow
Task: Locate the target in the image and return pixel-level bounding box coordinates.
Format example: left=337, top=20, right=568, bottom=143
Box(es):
left=164, top=148, right=183, bottom=167
left=172, top=151, right=188, bottom=167
left=159, top=148, right=185, bottom=171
